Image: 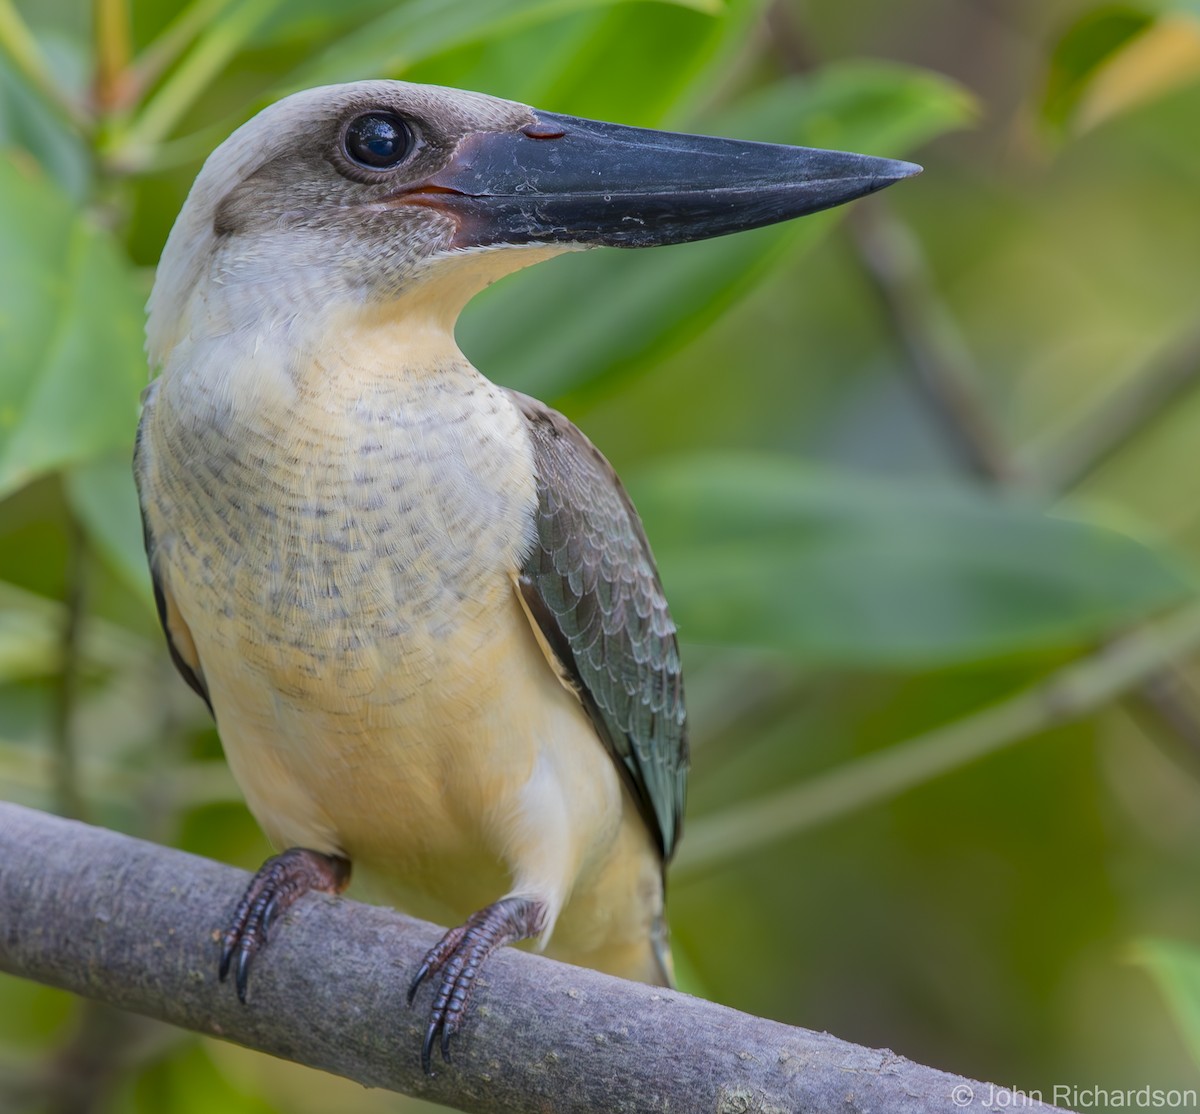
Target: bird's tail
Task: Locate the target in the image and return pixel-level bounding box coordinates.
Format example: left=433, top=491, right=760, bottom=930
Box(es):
left=650, top=912, right=675, bottom=987
left=548, top=913, right=674, bottom=987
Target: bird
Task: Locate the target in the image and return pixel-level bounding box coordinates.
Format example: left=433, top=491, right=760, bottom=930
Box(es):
left=134, top=79, right=919, bottom=1073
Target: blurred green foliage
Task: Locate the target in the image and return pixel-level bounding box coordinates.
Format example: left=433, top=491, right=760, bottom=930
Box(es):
left=2, top=0, right=1200, bottom=1110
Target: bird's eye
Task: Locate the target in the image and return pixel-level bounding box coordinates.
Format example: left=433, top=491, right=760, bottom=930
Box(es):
left=343, top=112, right=413, bottom=170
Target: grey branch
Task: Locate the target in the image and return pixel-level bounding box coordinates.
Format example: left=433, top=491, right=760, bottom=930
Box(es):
left=0, top=801, right=1063, bottom=1114
left=846, top=201, right=1022, bottom=486
left=1034, top=319, right=1200, bottom=494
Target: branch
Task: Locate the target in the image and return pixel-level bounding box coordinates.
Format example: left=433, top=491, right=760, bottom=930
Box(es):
left=846, top=201, right=1023, bottom=486
left=0, top=802, right=1063, bottom=1113
left=1030, top=319, right=1200, bottom=494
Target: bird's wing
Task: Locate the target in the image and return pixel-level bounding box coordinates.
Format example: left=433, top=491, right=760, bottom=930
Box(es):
left=134, top=386, right=212, bottom=713
left=508, top=390, right=687, bottom=861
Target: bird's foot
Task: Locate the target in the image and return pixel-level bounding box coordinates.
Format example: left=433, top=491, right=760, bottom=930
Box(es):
left=407, top=896, right=546, bottom=1074
left=219, top=847, right=350, bottom=1003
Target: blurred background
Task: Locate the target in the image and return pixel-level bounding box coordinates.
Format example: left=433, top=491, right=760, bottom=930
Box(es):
left=3, top=0, right=1200, bottom=1110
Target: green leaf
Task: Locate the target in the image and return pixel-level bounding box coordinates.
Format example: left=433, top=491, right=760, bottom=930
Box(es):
left=1134, top=938, right=1200, bottom=1070
left=0, top=152, right=146, bottom=499
left=1042, top=6, right=1156, bottom=132
left=628, top=455, right=1192, bottom=665
left=397, top=8, right=622, bottom=114
left=0, top=60, right=90, bottom=199
left=517, top=0, right=738, bottom=123
left=397, top=0, right=763, bottom=119
left=278, top=0, right=719, bottom=92
left=1070, top=12, right=1200, bottom=133
left=459, top=63, right=974, bottom=403
left=249, top=0, right=404, bottom=46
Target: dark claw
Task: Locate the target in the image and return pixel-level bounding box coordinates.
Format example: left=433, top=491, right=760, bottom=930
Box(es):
left=261, top=893, right=281, bottom=936
left=218, top=938, right=234, bottom=983
left=408, top=897, right=545, bottom=1075
left=407, top=962, right=432, bottom=1006
left=421, top=1023, right=438, bottom=1075
left=217, top=848, right=350, bottom=1005
left=235, top=945, right=253, bottom=1004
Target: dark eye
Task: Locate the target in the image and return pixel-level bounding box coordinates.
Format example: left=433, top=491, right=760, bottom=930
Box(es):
left=344, top=112, right=413, bottom=170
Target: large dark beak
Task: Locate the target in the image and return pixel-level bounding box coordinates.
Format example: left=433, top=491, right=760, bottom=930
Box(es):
left=404, top=110, right=921, bottom=249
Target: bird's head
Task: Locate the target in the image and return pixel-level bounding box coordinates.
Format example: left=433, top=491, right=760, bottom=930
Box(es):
left=148, top=79, right=919, bottom=368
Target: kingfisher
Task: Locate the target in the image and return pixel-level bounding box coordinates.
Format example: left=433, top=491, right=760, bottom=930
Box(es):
left=134, top=79, right=918, bottom=1072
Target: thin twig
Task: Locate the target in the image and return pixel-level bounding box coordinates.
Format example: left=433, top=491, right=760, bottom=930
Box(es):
left=0, top=0, right=90, bottom=131
left=847, top=201, right=1024, bottom=484
left=844, top=202, right=1200, bottom=762
left=92, top=0, right=133, bottom=113
left=766, top=0, right=1022, bottom=485
left=675, top=600, right=1200, bottom=881
left=752, top=0, right=1200, bottom=822
left=1127, top=666, right=1200, bottom=776
left=763, top=0, right=815, bottom=73
left=0, top=801, right=1067, bottom=1114
left=127, top=0, right=239, bottom=106
left=50, top=512, right=88, bottom=823
left=1029, top=321, right=1200, bottom=494
left=117, top=0, right=284, bottom=161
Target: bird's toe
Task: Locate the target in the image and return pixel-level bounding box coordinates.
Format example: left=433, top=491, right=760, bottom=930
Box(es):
left=218, top=847, right=350, bottom=1003
left=408, top=897, right=546, bottom=1075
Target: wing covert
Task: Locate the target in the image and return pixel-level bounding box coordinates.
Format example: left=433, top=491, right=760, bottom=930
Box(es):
left=509, top=391, right=687, bottom=861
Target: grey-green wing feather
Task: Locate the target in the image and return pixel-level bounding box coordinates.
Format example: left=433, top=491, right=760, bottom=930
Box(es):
left=509, top=391, right=687, bottom=862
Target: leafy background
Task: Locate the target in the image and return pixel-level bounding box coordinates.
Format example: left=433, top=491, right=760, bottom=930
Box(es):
left=2, top=0, right=1200, bottom=1109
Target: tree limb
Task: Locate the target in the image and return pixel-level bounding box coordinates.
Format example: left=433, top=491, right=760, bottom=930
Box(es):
left=0, top=801, right=1063, bottom=1113
left=1032, top=319, right=1200, bottom=494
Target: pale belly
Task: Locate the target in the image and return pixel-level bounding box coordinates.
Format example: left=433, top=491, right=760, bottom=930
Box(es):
left=205, top=582, right=623, bottom=925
